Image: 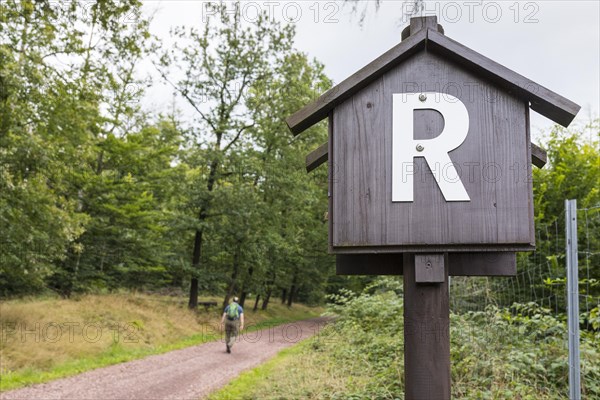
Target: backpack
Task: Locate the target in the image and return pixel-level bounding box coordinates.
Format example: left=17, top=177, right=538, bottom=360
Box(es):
left=227, top=302, right=240, bottom=319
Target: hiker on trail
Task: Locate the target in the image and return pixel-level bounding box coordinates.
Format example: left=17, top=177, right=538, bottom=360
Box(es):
left=221, top=297, right=244, bottom=353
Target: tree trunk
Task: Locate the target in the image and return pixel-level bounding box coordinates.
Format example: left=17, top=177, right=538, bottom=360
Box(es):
left=262, top=271, right=276, bottom=311
left=222, top=245, right=241, bottom=310
left=287, top=268, right=299, bottom=307
left=188, top=228, right=203, bottom=309
left=253, top=294, right=261, bottom=312
left=189, top=157, right=219, bottom=309
left=287, top=285, right=295, bottom=307
left=239, top=266, right=253, bottom=308
left=281, top=288, right=287, bottom=304
left=262, top=288, right=272, bottom=310
left=188, top=277, right=199, bottom=309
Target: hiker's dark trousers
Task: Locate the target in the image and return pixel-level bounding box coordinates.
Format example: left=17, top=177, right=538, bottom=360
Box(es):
left=225, top=319, right=240, bottom=348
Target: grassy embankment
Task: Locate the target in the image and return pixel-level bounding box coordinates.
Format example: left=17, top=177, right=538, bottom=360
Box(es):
left=0, top=292, right=322, bottom=391
left=210, top=280, right=600, bottom=400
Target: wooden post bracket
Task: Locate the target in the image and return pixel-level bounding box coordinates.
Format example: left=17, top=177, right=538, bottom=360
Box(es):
left=415, top=254, right=445, bottom=283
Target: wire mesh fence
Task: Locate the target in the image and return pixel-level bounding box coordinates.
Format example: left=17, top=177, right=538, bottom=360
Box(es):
left=450, top=203, right=600, bottom=329
left=449, top=202, right=600, bottom=399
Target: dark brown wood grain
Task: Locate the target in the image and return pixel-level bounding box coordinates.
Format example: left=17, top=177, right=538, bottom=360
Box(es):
left=333, top=244, right=534, bottom=254
left=331, top=51, right=535, bottom=253
left=336, top=253, right=403, bottom=275
left=328, top=113, right=334, bottom=254
left=404, top=253, right=451, bottom=400
left=531, top=143, right=548, bottom=168
left=306, top=142, right=328, bottom=173
left=401, top=15, right=444, bottom=41
left=449, top=252, right=516, bottom=276
left=415, top=254, right=445, bottom=283
left=525, top=107, right=536, bottom=259
left=410, top=15, right=439, bottom=34
left=308, top=140, right=547, bottom=173
left=336, top=252, right=516, bottom=276
left=286, top=29, right=427, bottom=135
left=287, top=26, right=579, bottom=136
left=493, top=98, right=531, bottom=245
left=426, top=29, right=580, bottom=127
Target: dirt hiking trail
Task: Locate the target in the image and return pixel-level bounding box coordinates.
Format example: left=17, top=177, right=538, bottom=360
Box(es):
left=1, top=317, right=330, bottom=400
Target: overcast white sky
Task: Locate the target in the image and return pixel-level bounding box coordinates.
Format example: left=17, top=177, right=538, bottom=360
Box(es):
left=142, top=0, right=600, bottom=140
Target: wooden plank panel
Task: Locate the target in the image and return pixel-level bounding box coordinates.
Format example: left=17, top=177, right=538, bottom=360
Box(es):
left=287, top=25, right=579, bottom=138
left=408, top=105, right=448, bottom=245
left=328, top=113, right=334, bottom=254
left=441, top=72, right=497, bottom=246
left=525, top=107, right=536, bottom=250
left=309, top=140, right=546, bottom=172
left=306, top=142, right=328, bottom=173
left=336, top=252, right=516, bottom=276
left=353, top=77, right=388, bottom=244
left=336, top=254, right=403, bottom=275
left=332, top=51, right=540, bottom=251
left=332, top=97, right=355, bottom=247
left=330, top=243, right=535, bottom=254
left=426, top=29, right=580, bottom=127
left=531, top=143, right=547, bottom=168
left=492, top=97, right=533, bottom=245
left=286, top=30, right=427, bottom=135
left=449, top=252, right=516, bottom=276
left=332, top=76, right=390, bottom=247
left=332, top=243, right=533, bottom=254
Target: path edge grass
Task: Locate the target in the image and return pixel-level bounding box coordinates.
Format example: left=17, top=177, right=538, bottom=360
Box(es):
left=0, top=315, right=317, bottom=392
left=208, top=339, right=308, bottom=400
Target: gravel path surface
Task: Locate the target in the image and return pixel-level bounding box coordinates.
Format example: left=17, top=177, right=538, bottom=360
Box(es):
left=1, top=317, right=330, bottom=400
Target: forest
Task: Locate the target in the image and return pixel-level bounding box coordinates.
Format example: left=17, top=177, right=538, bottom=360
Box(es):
left=1, top=1, right=335, bottom=309
left=1, top=1, right=598, bottom=321
left=2, top=1, right=600, bottom=398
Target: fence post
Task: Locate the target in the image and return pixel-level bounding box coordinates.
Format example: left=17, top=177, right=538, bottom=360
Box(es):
left=565, top=199, right=581, bottom=400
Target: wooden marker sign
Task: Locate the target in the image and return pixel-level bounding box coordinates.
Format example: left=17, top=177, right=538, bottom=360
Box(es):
left=326, top=45, right=539, bottom=255
left=287, top=15, right=580, bottom=400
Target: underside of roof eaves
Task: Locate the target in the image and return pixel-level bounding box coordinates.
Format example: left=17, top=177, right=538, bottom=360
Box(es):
left=287, top=28, right=580, bottom=136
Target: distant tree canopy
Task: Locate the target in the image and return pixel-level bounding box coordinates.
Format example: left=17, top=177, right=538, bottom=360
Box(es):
left=0, top=2, right=597, bottom=314
left=1, top=0, right=157, bottom=296
left=0, top=1, right=334, bottom=306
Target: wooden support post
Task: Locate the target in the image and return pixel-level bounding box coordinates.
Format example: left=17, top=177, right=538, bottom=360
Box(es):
left=403, top=253, right=450, bottom=400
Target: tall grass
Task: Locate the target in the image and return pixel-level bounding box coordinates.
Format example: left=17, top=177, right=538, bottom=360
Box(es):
left=0, top=292, right=322, bottom=391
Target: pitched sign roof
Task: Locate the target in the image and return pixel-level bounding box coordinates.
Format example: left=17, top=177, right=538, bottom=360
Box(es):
left=287, top=19, right=580, bottom=135
left=288, top=16, right=580, bottom=255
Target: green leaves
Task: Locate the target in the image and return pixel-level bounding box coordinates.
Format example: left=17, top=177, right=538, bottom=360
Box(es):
left=0, top=0, right=162, bottom=296
left=154, top=2, right=334, bottom=306
left=321, top=287, right=600, bottom=399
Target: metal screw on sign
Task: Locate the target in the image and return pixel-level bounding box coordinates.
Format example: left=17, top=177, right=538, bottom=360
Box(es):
left=419, top=93, right=427, bottom=102
left=416, top=144, right=425, bottom=152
